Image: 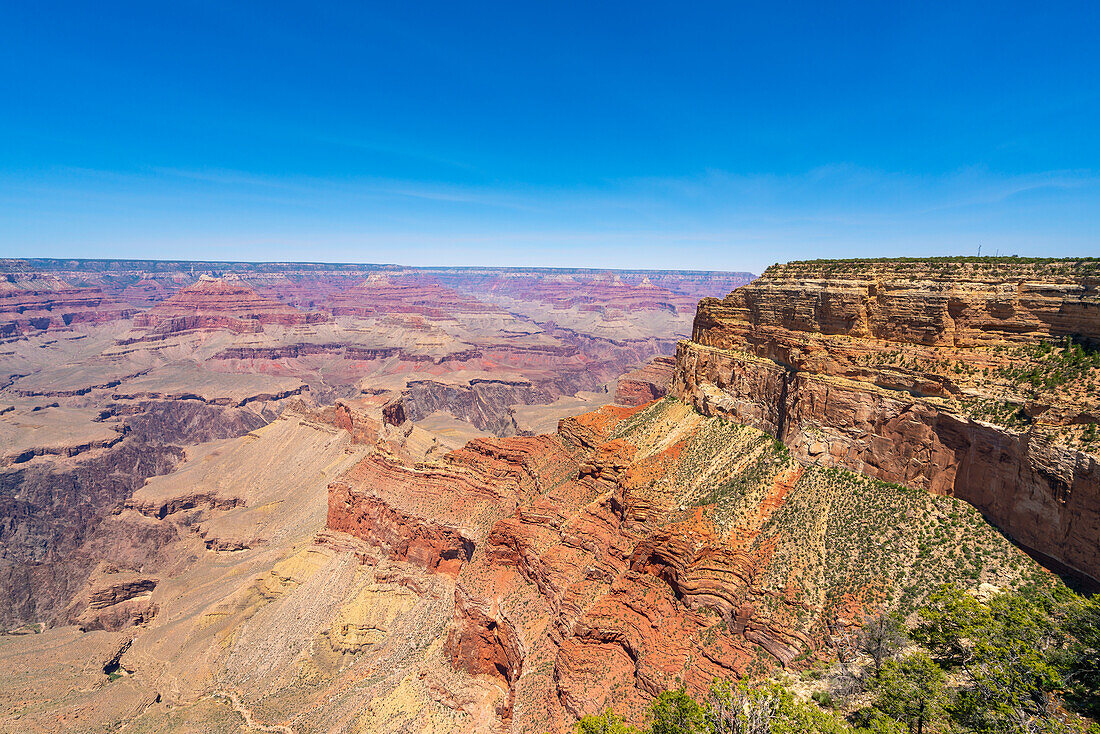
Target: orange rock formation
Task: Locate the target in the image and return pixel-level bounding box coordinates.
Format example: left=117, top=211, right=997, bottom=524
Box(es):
left=327, top=395, right=1042, bottom=730
left=614, top=355, right=676, bottom=406
left=133, top=276, right=330, bottom=334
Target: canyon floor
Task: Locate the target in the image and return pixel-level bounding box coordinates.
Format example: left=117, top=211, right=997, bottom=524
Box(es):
left=0, top=257, right=1096, bottom=733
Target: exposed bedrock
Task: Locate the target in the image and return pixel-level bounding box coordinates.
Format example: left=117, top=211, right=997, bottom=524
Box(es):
left=614, top=355, right=676, bottom=406
left=445, top=583, right=525, bottom=722
left=676, top=258, right=1100, bottom=584
left=323, top=381, right=1067, bottom=732
left=212, top=343, right=485, bottom=363
left=132, top=276, right=330, bottom=335
left=0, top=399, right=267, bottom=628
left=400, top=379, right=552, bottom=435
left=328, top=480, right=475, bottom=576
left=396, top=337, right=679, bottom=436
left=325, top=405, right=867, bottom=729
left=693, top=259, right=1100, bottom=351
left=65, top=576, right=159, bottom=632
left=0, top=275, right=136, bottom=339
left=327, top=273, right=506, bottom=317
left=432, top=269, right=756, bottom=314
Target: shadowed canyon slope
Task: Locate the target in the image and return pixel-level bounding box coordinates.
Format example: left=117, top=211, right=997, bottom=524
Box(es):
left=1, top=258, right=1097, bottom=734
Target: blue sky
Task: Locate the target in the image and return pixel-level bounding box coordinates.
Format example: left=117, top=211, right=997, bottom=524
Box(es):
left=1, top=1, right=1097, bottom=273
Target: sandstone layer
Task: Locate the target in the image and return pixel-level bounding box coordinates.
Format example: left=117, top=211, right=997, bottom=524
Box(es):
left=676, top=258, right=1100, bottom=584
left=133, top=276, right=330, bottom=335
left=0, top=275, right=135, bottom=339
left=326, top=398, right=1048, bottom=732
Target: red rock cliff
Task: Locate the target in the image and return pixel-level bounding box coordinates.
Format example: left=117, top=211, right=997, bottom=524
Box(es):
left=675, top=258, right=1100, bottom=584
left=133, top=276, right=330, bottom=334
left=326, top=395, right=1045, bottom=731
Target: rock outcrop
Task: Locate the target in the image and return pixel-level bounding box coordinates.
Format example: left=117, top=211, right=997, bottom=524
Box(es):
left=676, top=258, right=1100, bottom=584
left=65, top=573, right=158, bottom=632
left=327, top=397, right=1047, bottom=731
left=0, top=275, right=135, bottom=338
left=399, top=379, right=551, bottom=435
left=614, top=356, right=676, bottom=406
left=133, top=276, right=330, bottom=335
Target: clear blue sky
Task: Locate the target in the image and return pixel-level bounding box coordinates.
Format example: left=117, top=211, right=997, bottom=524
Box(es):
left=2, top=1, right=1097, bottom=272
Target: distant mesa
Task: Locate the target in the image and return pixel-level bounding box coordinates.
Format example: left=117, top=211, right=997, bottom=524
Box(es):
left=133, top=276, right=331, bottom=335
left=0, top=274, right=136, bottom=339
left=435, top=270, right=735, bottom=314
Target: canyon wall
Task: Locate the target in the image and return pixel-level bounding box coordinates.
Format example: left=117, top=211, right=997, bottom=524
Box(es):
left=0, top=276, right=135, bottom=338
left=324, top=398, right=1046, bottom=731
left=0, top=400, right=268, bottom=627
left=614, top=355, right=675, bottom=406
left=674, top=258, right=1100, bottom=584
left=133, top=276, right=330, bottom=334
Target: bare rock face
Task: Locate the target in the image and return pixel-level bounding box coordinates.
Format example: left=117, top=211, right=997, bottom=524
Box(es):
left=326, top=398, right=1045, bottom=731
left=380, top=398, right=406, bottom=427
left=614, top=356, right=676, bottom=406
left=693, top=259, right=1100, bottom=351
left=0, top=400, right=267, bottom=629
left=0, top=275, right=135, bottom=338
left=333, top=401, right=380, bottom=443
left=133, top=276, right=330, bottom=335
left=400, top=379, right=552, bottom=435
left=676, top=258, right=1100, bottom=584
left=65, top=574, right=158, bottom=632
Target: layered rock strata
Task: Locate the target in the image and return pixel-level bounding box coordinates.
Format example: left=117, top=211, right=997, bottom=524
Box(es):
left=675, top=258, right=1100, bottom=584
left=133, top=276, right=330, bottom=334
left=0, top=276, right=135, bottom=338
left=327, top=274, right=505, bottom=318
left=328, top=398, right=1046, bottom=731
left=430, top=269, right=756, bottom=313
left=614, top=356, right=676, bottom=406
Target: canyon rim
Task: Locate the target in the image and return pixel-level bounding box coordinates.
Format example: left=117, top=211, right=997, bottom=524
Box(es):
left=0, top=256, right=1096, bottom=733
left=6, top=4, right=1100, bottom=731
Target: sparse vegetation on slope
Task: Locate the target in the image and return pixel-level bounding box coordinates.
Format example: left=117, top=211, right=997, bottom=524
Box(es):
left=574, top=584, right=1100, bottom=734
left=609, top=397, right=1054, bottom=664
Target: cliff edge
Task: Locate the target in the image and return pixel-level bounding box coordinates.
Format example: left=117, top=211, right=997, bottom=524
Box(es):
left=675, top=257, right=1100, bottom=584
